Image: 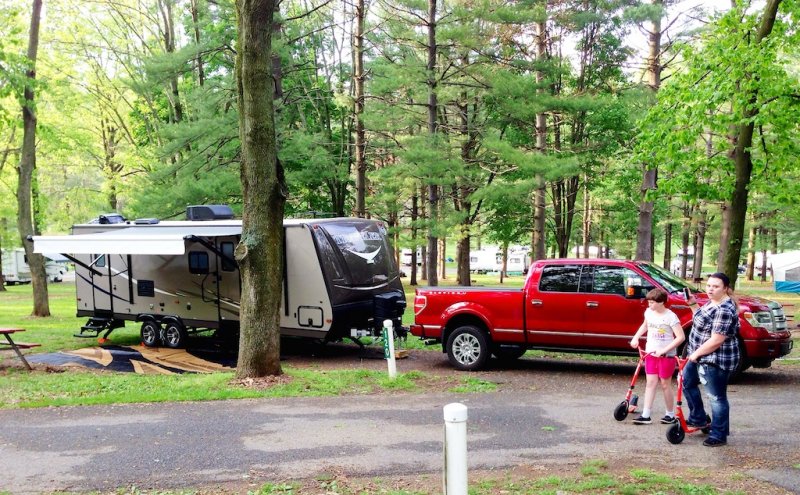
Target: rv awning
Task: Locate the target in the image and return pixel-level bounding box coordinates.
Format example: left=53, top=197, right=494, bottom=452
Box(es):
left=32, top=226, right=242, bottom=255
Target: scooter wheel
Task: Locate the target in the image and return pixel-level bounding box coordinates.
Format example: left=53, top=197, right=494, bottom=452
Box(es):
left=614, top=400, right=629, bottom=421
left=667, top=423, right=685, bottom=444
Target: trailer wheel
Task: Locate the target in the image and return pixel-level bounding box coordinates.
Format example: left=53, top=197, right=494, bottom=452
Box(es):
left=613, top=400, right=629, bottom=421
left=164, top=322, right=187, bottom=349
left=446, top=325, right=489, bottom=371
left=140, top=321, right=161, bottom=347
left=666, top=423, right=685, bottom=444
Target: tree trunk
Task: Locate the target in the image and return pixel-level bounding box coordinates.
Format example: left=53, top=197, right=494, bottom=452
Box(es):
left=663, top=222, right=672, bottom=270
left=353, top=0, right=367, bottom=218
left=425, top=0, right=438, bottom=286
left=745, top=225, right=756, bottom=280
left=410, top=190, right=418, bottom=286
left=17, top=0, right=49, bottom=317
left=582, top=176, right=590, bottom=258
left=158, top=0, right=183, bottom=123
left=717, top=201, right=730, bottom=270
left=680, top=204, right=690, bottom=279
left=532, top=18, right=547, bottom=261
left=190, top=0, right=205, bottom=86
left=234, top=0, right=286, bottom=378
left=635, top=0, right=663, bottom=261
left=721, top=0, right=782, bottom=286
left=693, top=207, right=707, bottom=280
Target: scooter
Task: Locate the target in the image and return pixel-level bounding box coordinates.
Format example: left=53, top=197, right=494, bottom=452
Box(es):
left=666, top=356, right=711, bottom=444
left=613, top=347, right=647, bottom=421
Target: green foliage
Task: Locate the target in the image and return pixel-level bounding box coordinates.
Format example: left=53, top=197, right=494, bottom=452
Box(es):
left=0, top=0, right=796, bottom=283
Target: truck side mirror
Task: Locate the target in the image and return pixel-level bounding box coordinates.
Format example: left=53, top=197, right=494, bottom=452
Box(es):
left=625, top=286, right=644, bottom=299
left=624, top=276, right=645, bottom=299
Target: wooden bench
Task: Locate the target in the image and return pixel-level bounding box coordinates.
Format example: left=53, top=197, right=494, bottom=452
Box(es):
left=0, top=328, right=40, bottom=370
left=0, top=342, right=41, bottom=350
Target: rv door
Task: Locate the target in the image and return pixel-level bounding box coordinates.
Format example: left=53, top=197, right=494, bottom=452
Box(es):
left=90, top=254, right=113, bottom=312
left=215, top=238, right=240, bottom=324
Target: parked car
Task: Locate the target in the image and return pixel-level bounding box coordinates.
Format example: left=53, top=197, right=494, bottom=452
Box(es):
left=411, top=258, right=792, bottom=376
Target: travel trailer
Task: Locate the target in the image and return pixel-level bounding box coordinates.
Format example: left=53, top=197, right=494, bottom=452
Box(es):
left=469, top=248, right=501, bottom=274
left=505, top=251, right=531, bottom=275
left=32, top=206, right=406, bottom=348
left=1, top=248, right=66, bottom=285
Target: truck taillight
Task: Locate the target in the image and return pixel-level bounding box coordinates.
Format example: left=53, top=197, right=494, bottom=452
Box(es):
left=414, top=295, right=427, bottom=316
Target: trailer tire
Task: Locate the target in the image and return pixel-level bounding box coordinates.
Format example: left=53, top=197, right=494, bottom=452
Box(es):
left=446, top=325, right=490, bottom=371
left=164, top=322, right=187, bottom=349
left=141, top=321, right=161, bottom=347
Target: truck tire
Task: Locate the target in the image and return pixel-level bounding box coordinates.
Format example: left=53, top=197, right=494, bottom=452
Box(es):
left=140, top=321, right=161, bottom=347
left=164, top=322, right=187, bottom=349
left=446, top=325, right=490, bottom=371
left=492, top=344, right=526, bottom=361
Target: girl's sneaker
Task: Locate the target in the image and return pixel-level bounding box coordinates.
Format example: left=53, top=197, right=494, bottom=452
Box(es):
left=660, top=415, right=677, bottom=424
left=633, top=415, right=652, bottom=425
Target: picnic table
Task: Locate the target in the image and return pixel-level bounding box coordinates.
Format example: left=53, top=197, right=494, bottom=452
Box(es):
left=0, top=328, right=40, bottom=370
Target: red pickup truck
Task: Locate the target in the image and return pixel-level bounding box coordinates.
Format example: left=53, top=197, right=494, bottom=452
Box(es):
left=410, top=259, right=793, bottom=375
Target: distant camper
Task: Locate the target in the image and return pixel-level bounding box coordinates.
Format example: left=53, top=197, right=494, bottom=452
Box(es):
left=2, top=248, right=66, bottom=285
left=32, top=206, right=406, bottom=349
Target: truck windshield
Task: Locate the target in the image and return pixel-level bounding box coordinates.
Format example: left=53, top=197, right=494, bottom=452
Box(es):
left=638, top=262, right=692, bottom=294
left=317, top=221, right=398, bottom=288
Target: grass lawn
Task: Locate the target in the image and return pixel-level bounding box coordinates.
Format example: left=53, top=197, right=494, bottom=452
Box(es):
left=1, top=272, right=796, bottom=409
left=0, top=282, right=495, bottom=408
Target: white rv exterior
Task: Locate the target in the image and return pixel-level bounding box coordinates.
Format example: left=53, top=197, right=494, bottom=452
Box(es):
left=32, top=213, right=406, bottom=348
left=2, top=248, right=66, bottom=284
left=505, top=251, right=530, bottom=275
left=469, top=248, right=501, bottom=274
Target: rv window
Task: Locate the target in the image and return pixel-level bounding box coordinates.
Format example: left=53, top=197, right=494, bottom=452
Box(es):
left=188, top=251, right=209, bottom=274
left=220, top=242, right=237, bottom=271
left=93, top=255, right=106, bottom=268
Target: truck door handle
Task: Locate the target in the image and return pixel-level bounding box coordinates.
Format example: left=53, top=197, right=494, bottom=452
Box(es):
left=586, top=301, right=599, bottom=308
left=531, top=299, right=543, bottom=306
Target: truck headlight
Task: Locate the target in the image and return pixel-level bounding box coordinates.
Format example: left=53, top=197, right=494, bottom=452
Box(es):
left=744, top=311, right=775, bottom=332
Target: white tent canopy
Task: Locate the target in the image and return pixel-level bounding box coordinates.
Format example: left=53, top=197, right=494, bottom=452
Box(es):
left=33, top=226, right=242, bottom=256
left=770, top=250, right=800, bottom=293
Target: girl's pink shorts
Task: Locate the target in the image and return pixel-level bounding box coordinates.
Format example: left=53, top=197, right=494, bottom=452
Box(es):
left=645, top=354, right=676, bottom=379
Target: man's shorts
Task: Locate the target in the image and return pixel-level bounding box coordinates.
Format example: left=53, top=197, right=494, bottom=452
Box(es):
left=645, top=354, right=676, bottom=379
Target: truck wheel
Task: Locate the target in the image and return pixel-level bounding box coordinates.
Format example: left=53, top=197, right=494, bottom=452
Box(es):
left=492, top=344, right=526, bottom=361
left=141, top=321, right=161, bottom=347
left=164, top=322, right=187, bottom=349
left=446, top=325, right=490, bottom=371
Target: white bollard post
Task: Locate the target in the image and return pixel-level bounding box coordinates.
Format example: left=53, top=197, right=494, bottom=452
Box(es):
left=383, top=319, right=397, bottom=379
left=443, top=403, right=468, bottom=495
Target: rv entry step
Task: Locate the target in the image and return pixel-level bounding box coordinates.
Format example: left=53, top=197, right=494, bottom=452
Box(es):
left=76, top=317, right=125, bottom=340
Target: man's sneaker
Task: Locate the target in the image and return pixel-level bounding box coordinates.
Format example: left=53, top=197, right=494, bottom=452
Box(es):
left=703, top=437, right=727, bottom=447
left=660, top=415, right=677, bottom=424
left=632, top=415, right=652, bottom=425
left=686, top=419, right=710, bottom=429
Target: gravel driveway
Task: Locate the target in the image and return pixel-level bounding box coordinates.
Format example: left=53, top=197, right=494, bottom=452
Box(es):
left=2, top=343, right=799, bottom=494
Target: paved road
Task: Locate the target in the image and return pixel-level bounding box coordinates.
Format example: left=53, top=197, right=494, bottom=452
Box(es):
left=2, top=361, right=800, bottom=494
